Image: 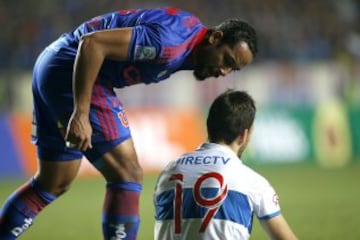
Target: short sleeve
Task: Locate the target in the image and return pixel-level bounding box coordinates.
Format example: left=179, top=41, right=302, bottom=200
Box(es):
left=251, top=180, right=281, bottom=219
left=128, top=24, right=162, bottom=62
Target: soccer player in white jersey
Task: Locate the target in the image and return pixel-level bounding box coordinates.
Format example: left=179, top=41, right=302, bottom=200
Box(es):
left=154, top=90, right=298, bottom=240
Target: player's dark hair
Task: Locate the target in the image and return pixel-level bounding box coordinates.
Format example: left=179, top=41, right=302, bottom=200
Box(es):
left=213, top=19, right=258, bottom=57
left=207, top=89, right=256, bottom=144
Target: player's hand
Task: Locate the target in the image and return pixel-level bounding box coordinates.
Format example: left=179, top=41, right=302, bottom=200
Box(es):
left=65, top=111, right=93, bottom=151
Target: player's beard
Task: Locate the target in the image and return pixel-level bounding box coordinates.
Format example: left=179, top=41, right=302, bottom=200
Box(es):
left=193, top=67, right=212, bottom=81
left=193, top=70, right=207, bottom=81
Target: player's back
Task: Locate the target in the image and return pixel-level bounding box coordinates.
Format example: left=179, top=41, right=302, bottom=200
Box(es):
left=40, top=7, right=206, bottom=88
left=154, top=143, right=270, bottom=240
left=49, top=7, right=196, bottom=56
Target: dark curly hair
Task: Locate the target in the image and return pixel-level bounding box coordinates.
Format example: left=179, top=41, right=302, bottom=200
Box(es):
left=213, top=19, right=258, bottom=57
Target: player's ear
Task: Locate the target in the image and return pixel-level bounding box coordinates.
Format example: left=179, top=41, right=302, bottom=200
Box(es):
left=237, top=128, right=250, bottom=148
left=208, top=31, right=223, bottom=45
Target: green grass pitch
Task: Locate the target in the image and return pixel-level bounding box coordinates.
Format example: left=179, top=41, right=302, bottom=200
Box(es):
left=0, top=162, right=359, bottom=239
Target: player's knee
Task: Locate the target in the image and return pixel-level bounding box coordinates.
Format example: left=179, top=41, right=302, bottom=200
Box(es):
left=117, top=160, right=143, bottom=183
left=122, top=153, right=143, bottom=182
left=52, top=182, right=72, bottom=196
left=94, top=143, right=144, bottom=183
left=99, top=157, right=143, bottom=183
left=131, top=164, right=143, bottom=183
left=34, top=177, right=73, bottom=196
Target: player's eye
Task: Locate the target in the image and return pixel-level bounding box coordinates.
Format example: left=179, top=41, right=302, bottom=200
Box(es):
left=224, top=55, right=238, bottom=70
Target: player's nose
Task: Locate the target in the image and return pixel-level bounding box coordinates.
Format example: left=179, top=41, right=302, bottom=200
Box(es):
left=219, top=67, right=232, bottom=76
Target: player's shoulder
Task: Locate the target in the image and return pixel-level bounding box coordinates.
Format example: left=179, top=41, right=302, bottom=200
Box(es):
left=149, top=7, right=199, bottom=20
left=240, top=164, right=272, bottom=188
left=140, top=7, right=203, bottom=29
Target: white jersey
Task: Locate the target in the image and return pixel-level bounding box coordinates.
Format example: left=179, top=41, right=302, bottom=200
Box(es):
left=154, top=143, right=281, bottom=240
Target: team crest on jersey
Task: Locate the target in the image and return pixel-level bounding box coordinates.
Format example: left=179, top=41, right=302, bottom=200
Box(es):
left=272, top=194, right=280, bottom=206
left=134, top=45, right=156, bottom=60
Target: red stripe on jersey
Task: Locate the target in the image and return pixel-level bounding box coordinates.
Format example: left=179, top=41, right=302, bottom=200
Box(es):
left=161, top=28, right=207, bottom=61
left=93, top=85, right=111, bottom=141
left=165, top=7, right=180, bottom=15
left=99, top=86, right=119, bottom=140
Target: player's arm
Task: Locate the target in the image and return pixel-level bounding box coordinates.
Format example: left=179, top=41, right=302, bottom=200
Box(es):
left=73, top=28, right=132, bottom=113
left=259, top=214, right=298, bottom=240
left=66, top=28, right=132, bottom=151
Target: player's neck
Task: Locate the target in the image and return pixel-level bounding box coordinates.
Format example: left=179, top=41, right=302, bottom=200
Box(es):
left=215, top=141, right=240, bottom=156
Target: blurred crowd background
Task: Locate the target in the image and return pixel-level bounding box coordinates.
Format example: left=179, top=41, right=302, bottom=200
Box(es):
left=0, top=0, right=359, bottom=68
left=0, top=0, right=359, bottom=174
left=0, top=0, right=359, bottom=110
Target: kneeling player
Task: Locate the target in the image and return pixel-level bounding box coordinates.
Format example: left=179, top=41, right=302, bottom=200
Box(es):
left=154, top=90, right=298, bottom=240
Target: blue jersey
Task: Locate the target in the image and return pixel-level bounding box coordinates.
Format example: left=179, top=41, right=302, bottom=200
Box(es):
left=46, top=7, right=207, bottom=88
left=31, top=7, right=207, bottom=162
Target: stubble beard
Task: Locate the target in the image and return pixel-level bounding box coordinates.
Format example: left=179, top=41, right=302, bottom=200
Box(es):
left=193, top=68, right=208, bottom=81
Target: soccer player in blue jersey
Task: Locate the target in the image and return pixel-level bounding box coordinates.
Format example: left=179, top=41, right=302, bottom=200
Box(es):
left=154, top=90, right=298, bottom=240
left=0, top=7, right=257, bottom=239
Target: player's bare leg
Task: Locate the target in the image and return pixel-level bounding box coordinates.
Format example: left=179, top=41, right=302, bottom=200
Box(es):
left=34, top=159, right=82, bottom=195
left=96, top=139, right=142, bottom=183
left=0, top=159, right=82, bottom=239
left=93, top=138, right=143, bottom=240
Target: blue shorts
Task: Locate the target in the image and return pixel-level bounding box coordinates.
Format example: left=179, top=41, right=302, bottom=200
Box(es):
left=31, top=48, right=132, bottom=162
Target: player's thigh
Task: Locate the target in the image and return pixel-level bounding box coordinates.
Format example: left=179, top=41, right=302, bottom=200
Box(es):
left=84, top=85, right=142, bottom=182
left=32, top=63, right=84, bottom=194
left=86, top=138, right=143, bottom=183
left=34, top=159, right=82, bottom=195
left=33, top=85, right=83, bottom=190
left=32, top=60, right=74, bottom=152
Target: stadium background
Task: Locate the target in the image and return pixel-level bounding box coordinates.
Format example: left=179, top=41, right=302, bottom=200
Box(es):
left=0, top=0, right=359, bottom=239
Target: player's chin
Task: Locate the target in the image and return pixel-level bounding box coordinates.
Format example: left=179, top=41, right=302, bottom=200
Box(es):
left=193, top=70, right=209, bottom=81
